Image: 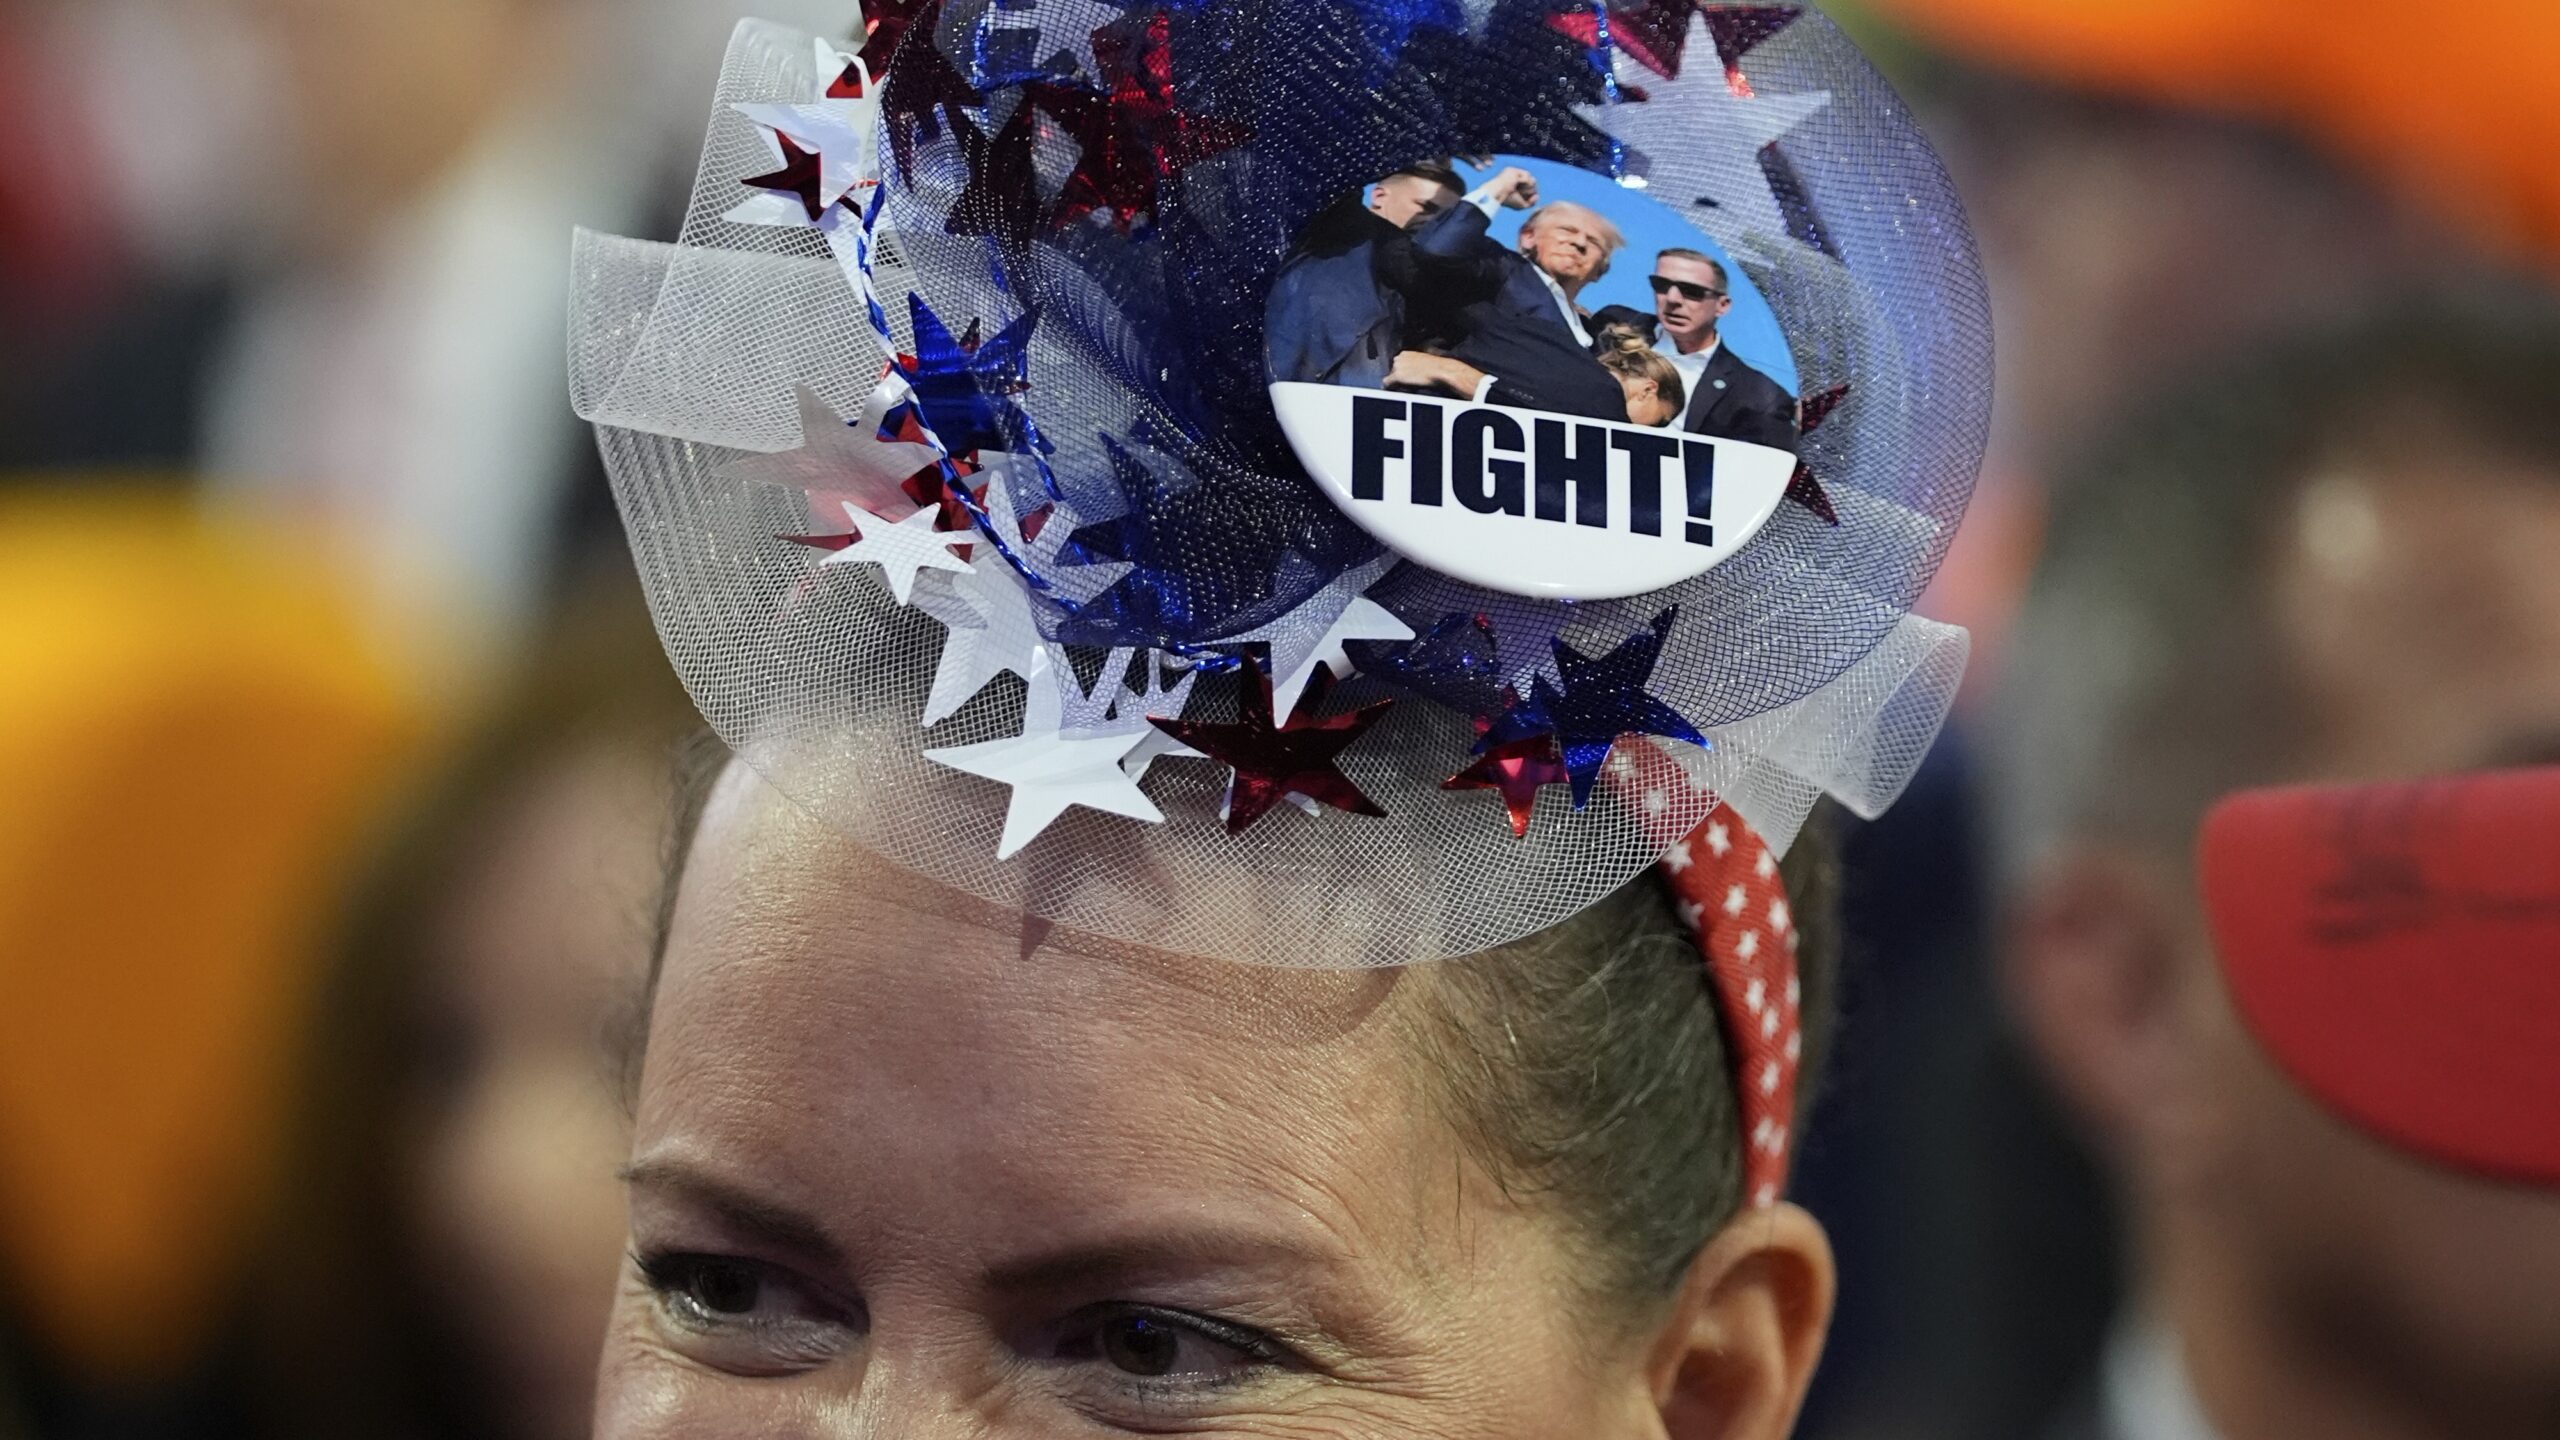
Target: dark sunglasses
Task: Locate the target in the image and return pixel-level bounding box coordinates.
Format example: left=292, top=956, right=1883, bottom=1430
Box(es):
left=1649, top=276, right=1725, bottom=302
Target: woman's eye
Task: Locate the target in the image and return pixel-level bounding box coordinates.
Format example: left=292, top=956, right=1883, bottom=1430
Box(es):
left=665, top=1256, right=765, bottom=1319
left=634, top=1253, right=855, bottom=1373
left=1100, top=1313, right=1185, bottom=1376
left=1062, top=1305, right=1290, bottom=1387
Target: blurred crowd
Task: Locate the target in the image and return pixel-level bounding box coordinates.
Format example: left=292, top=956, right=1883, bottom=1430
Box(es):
left=2, top=1, right=2556, bottom=1438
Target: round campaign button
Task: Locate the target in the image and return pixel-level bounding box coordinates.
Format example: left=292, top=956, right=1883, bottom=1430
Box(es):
left=1264, top=155, right=1808, bottom=600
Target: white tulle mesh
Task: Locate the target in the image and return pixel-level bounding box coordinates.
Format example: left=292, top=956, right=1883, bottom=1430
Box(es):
left=572, top=9, right=1989, bottom=968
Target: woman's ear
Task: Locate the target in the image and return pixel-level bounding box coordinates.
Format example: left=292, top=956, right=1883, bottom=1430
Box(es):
left=1641, top=1202, right=1836, bottom=1440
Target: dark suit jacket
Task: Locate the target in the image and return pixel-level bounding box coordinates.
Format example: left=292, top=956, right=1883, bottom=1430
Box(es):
left=1407, top=203, right=1627, bottom=421
left=1586, top=307, right=1801, bottom=452
left=1266, top=200, right=1419, bottom=390
left=1684, top=343, right=1799, bottom=452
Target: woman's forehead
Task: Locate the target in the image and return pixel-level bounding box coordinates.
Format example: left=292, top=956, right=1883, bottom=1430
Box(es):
left=673, top=763, right=1409, bottom=1039
left=646, top=766, right=1449, bottom=1217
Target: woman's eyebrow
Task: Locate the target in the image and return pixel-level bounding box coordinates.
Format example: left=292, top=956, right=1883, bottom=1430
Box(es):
left=619, top=1157, right=847, bottom=1271
left=981, top=1226, right=1345, bottom=1295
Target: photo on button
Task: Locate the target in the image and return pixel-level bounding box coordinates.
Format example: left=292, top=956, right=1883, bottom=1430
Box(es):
left=1265, top=155, right=1807, bottom=601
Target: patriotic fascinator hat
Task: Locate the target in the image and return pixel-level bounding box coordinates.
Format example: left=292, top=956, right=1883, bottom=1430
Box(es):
left=570, top=0, right=1991, bottom=970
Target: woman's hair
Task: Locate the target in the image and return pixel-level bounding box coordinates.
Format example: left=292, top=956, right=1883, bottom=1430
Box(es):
left=1597, top=331, right=1687, bottom=419
left=1405, top=828, right=1840, bottom=1320
left=637, top=744, right=1843, bottom=1331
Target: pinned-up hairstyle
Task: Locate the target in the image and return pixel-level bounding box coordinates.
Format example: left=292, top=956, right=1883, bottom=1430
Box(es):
left=1598, top=330, right=1689, bottom=419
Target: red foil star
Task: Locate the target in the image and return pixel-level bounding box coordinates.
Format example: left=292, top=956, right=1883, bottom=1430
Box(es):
left=742, top=133, right=828, bottom=220
left=1026, top=11, right=1252, bottom=234
left=1152, top=661, right=1395, bottom=834
left=1444, top=734, right=1572, bottom=839
left=902, top=468, right=982, bottom=536
left=1550, top=2, right=1800, bottom=94
left=857, top=0, right=936, bottom=75
left=1785, top=381, right=1848, bottom=526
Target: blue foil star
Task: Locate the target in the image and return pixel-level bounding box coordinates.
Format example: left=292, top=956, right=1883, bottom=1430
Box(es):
left=1060, top=435, right=1214, bottom=642
left=896, top=294, right=1050, bottom=457
left=1063, top=431, right=1376, bottom=647
left=1476, top=609, right=1706, bottom=808
left=1349, top=611, right=1505, bottom=719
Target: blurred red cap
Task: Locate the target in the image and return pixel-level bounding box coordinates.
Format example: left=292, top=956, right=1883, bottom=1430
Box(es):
left=2199, top=768, right=2560, bottom=1189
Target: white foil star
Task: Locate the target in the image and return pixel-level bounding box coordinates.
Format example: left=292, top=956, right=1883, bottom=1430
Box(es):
left=912, top=473, right=1133, bottom=726
left=1212, top=554, right=1413, bottom=721
left=980, top=457, right=1133, bottom=605
left=925, top=649, right=1166, bottom=859
left=917, top=557, right=1043, bottom=725
left=977, top=0, right=1135, bottom=86
left=720, top=381, right=944, bottom=514
left=822, top=502, right=973, bottom=604
left=1060, top=647, right=1200, bottom=782
left=722, top=40, right=878, bottom=230
left=1577, top=13, right=1830, bottom=248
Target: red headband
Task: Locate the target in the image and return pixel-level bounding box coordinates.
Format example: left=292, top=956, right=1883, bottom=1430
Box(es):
left=2200, top=766, right=2560, bottom=1188
left=1662, top=807, right=1803, bottom=1210
left=1610, top=745, right=1803, bottom=1210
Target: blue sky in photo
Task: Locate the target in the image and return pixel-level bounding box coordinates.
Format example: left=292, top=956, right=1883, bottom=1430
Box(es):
left=1461, top=155, right=1801, bottom=395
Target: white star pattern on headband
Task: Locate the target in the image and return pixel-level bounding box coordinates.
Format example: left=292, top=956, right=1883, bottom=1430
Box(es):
left=1577, top=13, right=1829, bottom=248
left=1661, top=805, right=1801, bottom=1211
left=822, top=503, right=973, bottom=604
left=925, top=649, right=1165, bottom=859
left=721, top=381, right=943, bottom=514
